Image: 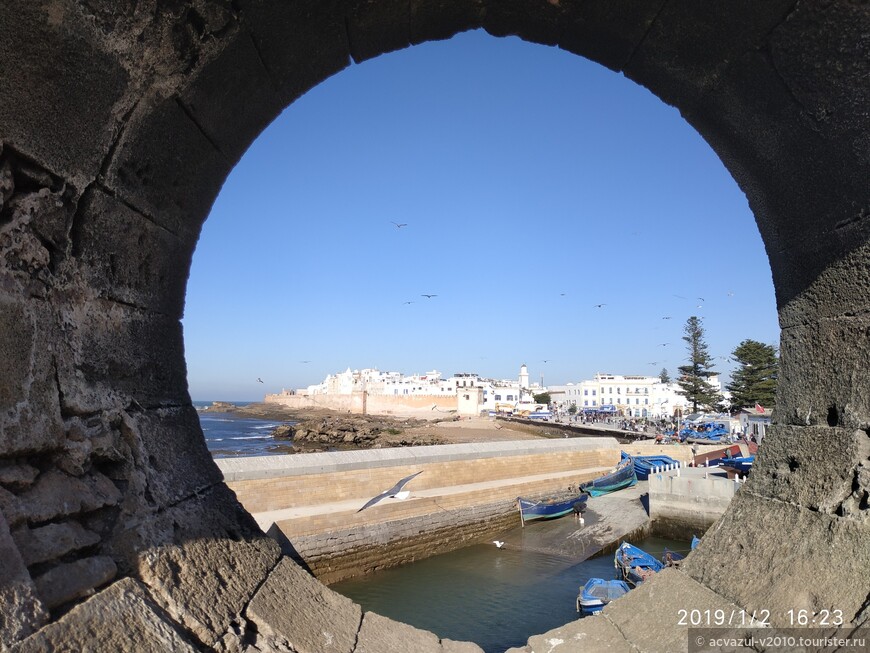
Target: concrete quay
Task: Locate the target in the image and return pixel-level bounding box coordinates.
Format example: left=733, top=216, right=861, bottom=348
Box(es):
left=216, top=439, right=623, bottom=583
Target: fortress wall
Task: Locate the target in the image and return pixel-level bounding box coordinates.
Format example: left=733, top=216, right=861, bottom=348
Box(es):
left=265, top=391, right=458, bottom=414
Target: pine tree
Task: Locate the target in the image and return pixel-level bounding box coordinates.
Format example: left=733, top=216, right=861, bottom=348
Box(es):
left=659, top=367, right=671, bottom=384
left=676, top=316, right=723, bottom=413
left=726, top=339, right=778, bottom=409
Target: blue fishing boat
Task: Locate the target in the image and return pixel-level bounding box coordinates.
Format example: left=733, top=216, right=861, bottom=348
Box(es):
left=516, top=493, right=587, bottom=524
left=720, top=455, right=755, bottom=475
left=581, top=454, right=637, bottom=496
left=631, top=453, right=679, bottom=480
left=614, top=542, right=664, bottom=587
left=576, top=578, right=630, bottom=614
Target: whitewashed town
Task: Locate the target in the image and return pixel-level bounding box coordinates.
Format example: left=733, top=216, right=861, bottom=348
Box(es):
left=264, top=363, right=772, bottom=441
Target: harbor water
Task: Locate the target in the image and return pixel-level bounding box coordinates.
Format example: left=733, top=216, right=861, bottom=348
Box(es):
left=332, top=534, right=691, bottom=653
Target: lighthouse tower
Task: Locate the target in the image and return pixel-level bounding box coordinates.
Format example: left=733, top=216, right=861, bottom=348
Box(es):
left=519, top=363, right=529, bottom=391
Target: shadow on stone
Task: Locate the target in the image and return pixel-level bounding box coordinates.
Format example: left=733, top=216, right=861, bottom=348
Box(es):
left=266, top=523, right=315, bottom=576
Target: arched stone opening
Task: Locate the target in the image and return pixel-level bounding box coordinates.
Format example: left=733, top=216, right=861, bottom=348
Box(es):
left=1, top=1, right=868, bottom=650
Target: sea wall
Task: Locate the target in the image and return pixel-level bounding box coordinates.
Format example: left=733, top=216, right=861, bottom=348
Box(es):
left=264, top=391, right=458, bottom=415
left=217, top=439, right=620, bottom=582
left=648, top=469, right=741, bottom=533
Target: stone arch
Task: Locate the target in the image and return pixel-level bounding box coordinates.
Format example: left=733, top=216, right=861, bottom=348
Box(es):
left=1, top=1, right=868, bottom=649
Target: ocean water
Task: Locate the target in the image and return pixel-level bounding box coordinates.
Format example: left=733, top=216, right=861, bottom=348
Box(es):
left=193, top=401, right=296, bottom=458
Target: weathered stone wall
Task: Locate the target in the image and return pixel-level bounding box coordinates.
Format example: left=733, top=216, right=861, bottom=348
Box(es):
left=265, top=390, right=458, bottom=415
left=1, top=1, right=868, bottom=651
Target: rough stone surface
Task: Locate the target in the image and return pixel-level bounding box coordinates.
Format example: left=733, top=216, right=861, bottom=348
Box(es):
left=0, top=511, right=48, bottom=647
left=0, top=461, right=39, bottom=490
left=683, top=492, right=870, bottom=626
left=744, top=425, right=870, bottom=513
left=523, top=612, right=633, bottom=653
left=246, top=557, right=362, bottom=653
left=355, top=611, right=443, bottom=653
left=130, top=485, right=282, bottom=646
left=12, top=578, right=198, bottom=653
left=12, top=521, right=101, bottom=567
left=32, top=555, right=117, bottom=610
left=18, top=470, right=121, bottom=524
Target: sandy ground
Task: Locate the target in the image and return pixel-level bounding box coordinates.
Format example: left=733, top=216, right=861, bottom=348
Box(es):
left=390, top=415, right=544, bottom=444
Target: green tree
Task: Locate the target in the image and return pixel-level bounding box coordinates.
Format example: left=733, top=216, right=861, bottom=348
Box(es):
left=676, top=316, right=723, bottom=413
left=533, top=392, right=551, bottom=404
left=567, top=404, right=577, bottom=415
left=726, top=339, right=778, bottom=410
left=659, top=367, right=671, bottom=384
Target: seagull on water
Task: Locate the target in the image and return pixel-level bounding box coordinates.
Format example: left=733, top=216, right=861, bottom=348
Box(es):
left=357, top=471, right=423, bottom=513
left=391, top=222, right=408, bottom=228
left=493, top=541, right=505, bottom=548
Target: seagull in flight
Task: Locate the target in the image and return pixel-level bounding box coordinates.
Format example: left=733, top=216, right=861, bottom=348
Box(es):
left=593, top=303, right=607, bottom=308
left=421, top=294, right=438, bottom=299
left=257, top=377, right=264, bottom=383
left=391, top=222, right=408, bottom=228
left=662, top=316, right=672, bottom=320
left=543, top=359, right=552, bottom=363
left=299, top=360, right=311, bottom=364
left=659, top=343, right=671, bottom=347
left=648, top=362, right=658, bottom=366
left=697, top=297, right=705, bottom=302
left=402, top=301, right=414, bottom=305
left=493, top=540, right=505, bottom=548
left=357, top=471, right=423, bottom=513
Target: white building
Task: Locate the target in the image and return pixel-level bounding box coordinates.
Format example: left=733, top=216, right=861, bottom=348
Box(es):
left=549, top=372, right=695, bottom=419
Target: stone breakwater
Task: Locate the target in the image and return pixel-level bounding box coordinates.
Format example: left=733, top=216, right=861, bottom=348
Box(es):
left=216, top=439, right=621, bottom=583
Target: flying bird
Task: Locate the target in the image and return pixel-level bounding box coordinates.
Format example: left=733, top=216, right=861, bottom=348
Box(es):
left=493, top=541, right=505, bottom=548
left=391, top=222, right=408, bottom=228
left=402, top=301, right=414, bottom=305
left=662, top=316, right=672, bottom=320
left=727, top=290, right=735, bottom=297
left=659, top=343, right=670, bottom=347
left=648, top=362, right=658, bottom=366
left=543, top=359, right=552, bottom=363
left=593, top=303, right=607, bottom=308
left=300, top=360, right=311, bottom=364
left=357, top=471, right=423, bottom=513
left=257, top=377, right=264, bottom=383
left=697, top=297, right=705, bottom=302
left=421, top=294, right=438, bottom=299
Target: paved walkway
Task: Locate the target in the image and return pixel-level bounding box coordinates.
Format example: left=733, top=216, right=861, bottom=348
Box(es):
left=251, top=465, right=612, bottom=531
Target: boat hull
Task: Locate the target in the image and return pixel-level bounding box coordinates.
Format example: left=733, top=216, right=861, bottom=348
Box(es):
left=632, top=454, right=678, bottom=480
left=517, top=494, right=587, bottom=521
left=582, top=455, right=637, bottom=496
left=577, top=578, right=630, bottom=614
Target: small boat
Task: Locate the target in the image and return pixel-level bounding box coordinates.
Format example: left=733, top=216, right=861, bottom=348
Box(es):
left=614, top=542, right=664, bottom=587
left=576, top=578, right=630, bottom=614
left=516, top=493, right=587, bottom=524
left=720, top=455, right=754, bottom=475
left=631, top=453, right=679, bottom=480
left=581, top=453, right=637, bottom=497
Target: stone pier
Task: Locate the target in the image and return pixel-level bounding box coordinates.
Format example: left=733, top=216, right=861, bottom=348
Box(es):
left=217, top=439, right=620, bottom=583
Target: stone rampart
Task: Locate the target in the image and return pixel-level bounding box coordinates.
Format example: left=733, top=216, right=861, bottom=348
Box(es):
left=265, top=391, right=458, bottom=415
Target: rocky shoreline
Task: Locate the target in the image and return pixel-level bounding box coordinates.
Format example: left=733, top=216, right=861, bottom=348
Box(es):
left=200, top=402, right=453, bottom=452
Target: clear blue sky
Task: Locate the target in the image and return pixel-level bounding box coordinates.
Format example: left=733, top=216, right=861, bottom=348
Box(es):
left=182, top=29, right=779, bottom=402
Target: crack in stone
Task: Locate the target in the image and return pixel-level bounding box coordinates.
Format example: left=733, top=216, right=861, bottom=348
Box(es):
left=175, top=98, right=228, bottom=163
left=93, top=181, right=183, bottom=240
left=619, top=0, right=670, bottom=71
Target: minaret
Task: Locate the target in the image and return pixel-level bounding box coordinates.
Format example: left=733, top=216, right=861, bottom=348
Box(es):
left=519, top=363, right=529, bottom=390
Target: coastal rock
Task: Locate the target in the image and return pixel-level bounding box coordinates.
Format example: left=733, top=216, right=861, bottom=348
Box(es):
left=269, top=424, right=294, bottom=439
left=286, top=415, right=444, bottom=449
left=0, top=461, right=39, bottom=490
